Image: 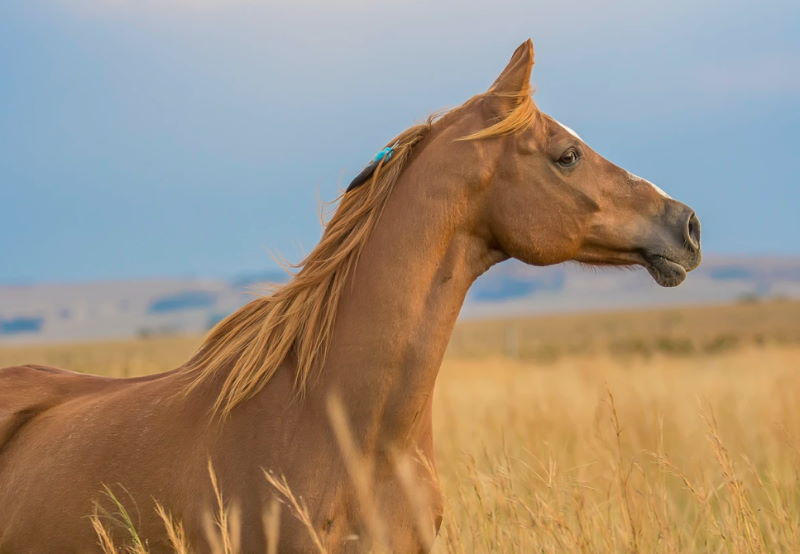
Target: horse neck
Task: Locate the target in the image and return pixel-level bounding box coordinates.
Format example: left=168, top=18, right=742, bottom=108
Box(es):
left=312, top=161, right=501, bottom=446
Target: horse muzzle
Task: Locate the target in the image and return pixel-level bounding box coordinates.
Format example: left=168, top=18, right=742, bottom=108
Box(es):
left=642, top=205, right=702, bottom=287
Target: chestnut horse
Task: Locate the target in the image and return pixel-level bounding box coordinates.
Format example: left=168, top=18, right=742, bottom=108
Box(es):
left=0, top=40, right=700, bottom=552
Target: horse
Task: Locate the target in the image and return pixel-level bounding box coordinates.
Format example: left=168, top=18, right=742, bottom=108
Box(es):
left=0, top=39, right=701, bottom=553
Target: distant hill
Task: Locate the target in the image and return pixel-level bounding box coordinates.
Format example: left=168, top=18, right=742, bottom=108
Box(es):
left=1, top=256, right=798, bottom=343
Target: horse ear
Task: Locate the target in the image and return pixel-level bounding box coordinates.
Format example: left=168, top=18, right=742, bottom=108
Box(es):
left=489, top=39, right=534, bottom=94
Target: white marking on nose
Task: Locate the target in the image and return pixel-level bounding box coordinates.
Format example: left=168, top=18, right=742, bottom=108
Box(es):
left=626, top=171, right=672, bottom=199
left=555, top=119, right=582, bottom=141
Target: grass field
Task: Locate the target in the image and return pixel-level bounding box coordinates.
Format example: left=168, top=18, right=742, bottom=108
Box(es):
left=1, top=300, right=799, bottom=552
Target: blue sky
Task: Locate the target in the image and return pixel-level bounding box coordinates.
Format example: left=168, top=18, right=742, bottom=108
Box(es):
left=1, top=0, right=798, bottom=283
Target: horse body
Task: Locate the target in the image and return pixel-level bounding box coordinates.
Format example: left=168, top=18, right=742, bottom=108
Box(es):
left=0, top=39, right=701, bottom=552
left=0, top=360, right=442, bottom=552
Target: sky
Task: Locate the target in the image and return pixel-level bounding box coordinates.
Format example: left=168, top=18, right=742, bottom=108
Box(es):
left=1, top=0, right=798, bottom=284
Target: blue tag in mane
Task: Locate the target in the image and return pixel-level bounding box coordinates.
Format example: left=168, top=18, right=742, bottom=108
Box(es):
left=373, top=147, right=394, bottom=163
left=346, top=147, right=395, bottom=192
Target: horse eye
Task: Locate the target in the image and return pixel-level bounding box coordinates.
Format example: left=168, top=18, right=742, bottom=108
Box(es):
left=557, top=148, right=580, bottom=168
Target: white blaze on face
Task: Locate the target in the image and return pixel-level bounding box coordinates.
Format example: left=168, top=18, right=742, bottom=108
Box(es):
left=555, top=119, right=582, bottom=141
left=626, top=171, right=672, bottom=199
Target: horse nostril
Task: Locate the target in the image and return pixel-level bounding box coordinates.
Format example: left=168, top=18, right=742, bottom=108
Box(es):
left=684, top=213, right=701, bottom=251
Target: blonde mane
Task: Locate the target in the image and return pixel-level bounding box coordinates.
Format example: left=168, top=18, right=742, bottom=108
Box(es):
left=182, top=89, right=537, bottom=415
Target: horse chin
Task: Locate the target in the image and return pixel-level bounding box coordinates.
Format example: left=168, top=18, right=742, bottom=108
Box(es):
left=644, top=254, right=688, bottom=287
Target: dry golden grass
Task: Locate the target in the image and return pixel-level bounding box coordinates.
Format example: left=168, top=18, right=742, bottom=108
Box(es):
left=434, top=347, right=800, bottom=553
left=2, top=300, right=799, bottom=552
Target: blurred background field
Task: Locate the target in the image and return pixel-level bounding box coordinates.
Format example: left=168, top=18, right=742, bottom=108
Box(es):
left=3, top=299, right=799, bottom=552
left=3, top=299, right=796, bottom=374
left=449, top=299, right=800, bottom=361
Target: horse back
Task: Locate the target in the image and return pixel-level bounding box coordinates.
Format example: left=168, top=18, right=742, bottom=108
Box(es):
left=0, top=364, right=111, bottom=450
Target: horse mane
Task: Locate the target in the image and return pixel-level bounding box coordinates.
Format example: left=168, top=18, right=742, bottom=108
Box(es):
left=182, top=88, right=537, bottom=416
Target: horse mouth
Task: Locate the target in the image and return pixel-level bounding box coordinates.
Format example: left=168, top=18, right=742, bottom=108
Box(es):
left=644, top=254, right=688, bottom=287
